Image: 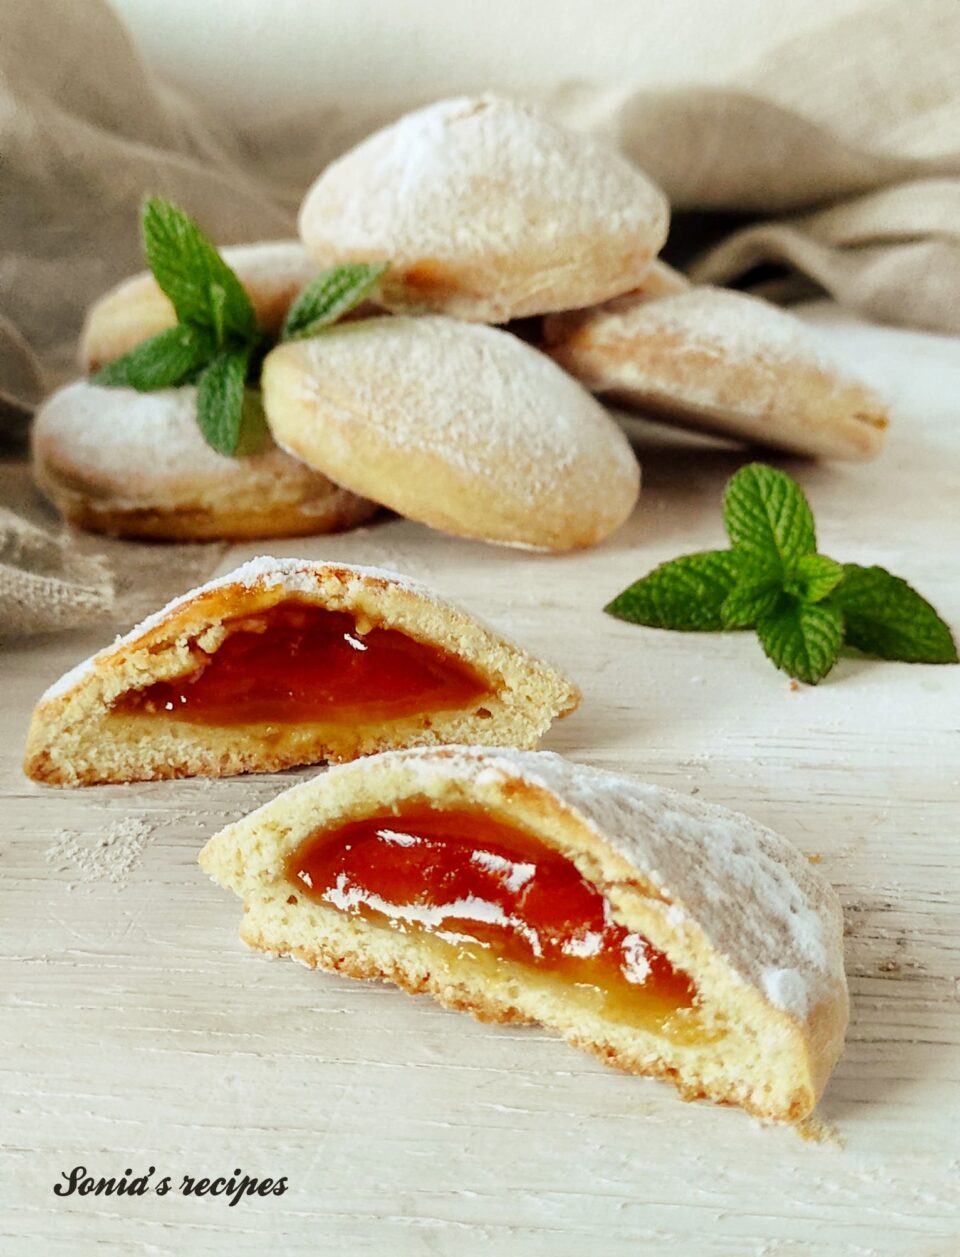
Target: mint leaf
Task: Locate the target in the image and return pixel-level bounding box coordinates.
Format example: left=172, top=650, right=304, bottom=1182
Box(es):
left=606, top=461, right=955, bottom=685
left=756, top=600, right=843, bottom=684
left=721, top=581, right=784, bottom=630
left=93, top=324, right=213, bottom=390
left=234, top=388, right=271, bottom=457
left=195, top=348, right=250, bottom=456
left=785, top=553, right=844, bottom=604
left=141, top=197, right=258, bottom=343
left=833, top=564, right=958, bottom=663
left=282, top=262, right=387, bottom=340
left=605, top=551, right=741, bottom=631
left=724, top=463, right=816, bottom=568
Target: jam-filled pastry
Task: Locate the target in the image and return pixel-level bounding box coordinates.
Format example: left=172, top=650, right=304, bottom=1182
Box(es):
left=23, top=559, right=579, bottom=786
left=544, top=287, right=889, bottom=461
left=199, top=746, right=848, bottom=1122
left=31, top=381, right=377, bottom=541
left=297, top=95, right=669, bottom=324
left=80, top=241, right=319, bottom=372
left=262, top=316, right=640, bottom=551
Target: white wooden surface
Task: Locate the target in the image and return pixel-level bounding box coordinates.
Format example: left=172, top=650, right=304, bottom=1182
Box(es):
left=2, top=305, right=959, bottom=1256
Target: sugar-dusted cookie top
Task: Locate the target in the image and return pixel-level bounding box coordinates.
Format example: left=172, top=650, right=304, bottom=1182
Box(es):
left=263, top=315, right=640, bottom=551
left=545, top=286, right=888, bottom=461
left=299, top=95, right=668, bottom=322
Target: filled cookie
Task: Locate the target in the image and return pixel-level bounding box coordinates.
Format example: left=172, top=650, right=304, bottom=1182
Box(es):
left=298, top=95, right=669, bottom=323
left=32, top=381, right=377, bottom=541
left=24, top=559, right=579, bottom=786
left=262, top=316, right=640, bottom=551
left=544, top=287, right=888, bottom=460
left=81, top=241, right=319, bottom=372
left=200, top=746, right=848, bottom=1122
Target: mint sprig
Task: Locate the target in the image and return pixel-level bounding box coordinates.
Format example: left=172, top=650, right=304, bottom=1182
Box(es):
left=93, top=197, right=384, bottom=456
left=606, top=463, right=957, bottom=684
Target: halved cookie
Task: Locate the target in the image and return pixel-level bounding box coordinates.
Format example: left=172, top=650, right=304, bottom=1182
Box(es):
left=298, top=95, right=669, bottom=323
left=32, top=381, right=377, bottom=541
left=262, top=316, right=640, bottom=551
left=199, top=746, right=848, bottom=1122
left=544, top=287, right=889, bottom=460
left=80, top=241, right=319, bottom=372
left=24, top=559, right=579, bottom=786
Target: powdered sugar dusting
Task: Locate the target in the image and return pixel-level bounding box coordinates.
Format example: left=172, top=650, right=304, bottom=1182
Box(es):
left=33, top=381, right=332, bottom=502
left=284, top=316, right=638, bottom=495
left=354, top=747, right=845, bottom=1018
left=300, top=94, right=667, bottom=267
left=601, top=287, right=866, bottom=380
left=217, top=241, right=316, bottom=289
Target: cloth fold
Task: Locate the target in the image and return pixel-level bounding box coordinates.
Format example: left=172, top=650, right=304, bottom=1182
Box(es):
left=2, top=0, right=959, bottom=635
left=0, top=508, right=113, bottom=637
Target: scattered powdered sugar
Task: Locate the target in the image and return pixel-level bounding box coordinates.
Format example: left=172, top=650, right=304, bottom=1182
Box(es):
left=367, top=747, right=845, bottom=1018
left=45, top=816, right=154, bottom=886
left=33, top=381, right=328, bottom=498
left=288, top=316, right=637, bottom=493
left=300, top=94, right=667, bottom=263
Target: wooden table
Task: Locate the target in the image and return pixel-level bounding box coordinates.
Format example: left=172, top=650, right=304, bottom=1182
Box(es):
left=2, top=305, right=958, bottom=1255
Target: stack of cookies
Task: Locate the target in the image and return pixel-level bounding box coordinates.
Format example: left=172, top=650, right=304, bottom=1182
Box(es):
left=33, top=95, right=888, bottom=552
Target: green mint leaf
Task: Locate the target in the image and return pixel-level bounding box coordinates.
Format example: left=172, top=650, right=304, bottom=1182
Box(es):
left=756, top=599, right=843, bottom=685
left=833, top=564, right=958, bottom=663
left=724, top=463, right=816, bottom=568
left=93, top=324, right=213, bottom=390
left=234, top=388, right=271, bottom=457
left=209, top=282, right=228, bottom=348
left=721, top=581, right=784, bottom=630
left=282, top=262, right=387, bottom=340
left=605, top=551, right=741, bottom=631
left=784, top=553, right=844, bottom=604
left=195, top=347, right=250, bottom=456
left=141, top=197, right=258, bottom=344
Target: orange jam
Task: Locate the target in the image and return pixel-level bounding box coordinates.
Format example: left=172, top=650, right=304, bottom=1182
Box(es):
left=114, top=600, right=490, bottom=726
left=286, top=804, right=696, bottom=1012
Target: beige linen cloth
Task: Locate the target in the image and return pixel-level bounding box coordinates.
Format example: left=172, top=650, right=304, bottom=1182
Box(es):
left=2, top=0, right=959, bottom=636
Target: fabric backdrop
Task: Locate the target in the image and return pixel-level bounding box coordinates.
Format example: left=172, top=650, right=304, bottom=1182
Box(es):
left=2, top=0, right=959, bottom=633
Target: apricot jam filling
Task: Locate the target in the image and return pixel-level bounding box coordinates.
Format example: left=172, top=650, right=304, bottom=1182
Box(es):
left=114, top=600, right=490, bottom=726
left=286, top=803, right=697, bottom=1021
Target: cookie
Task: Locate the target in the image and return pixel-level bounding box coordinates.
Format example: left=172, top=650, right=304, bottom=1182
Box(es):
left=298, top=95, right=669, bottom=323
left=200, top=745, right=848, bottom=1122
left=544, top=287, right=888, bottom=460
left=262, top=316, right=640, bottom=551
left=24, top=559, right=579, bottom=786
left=32, top=380, right=377, bottom=540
